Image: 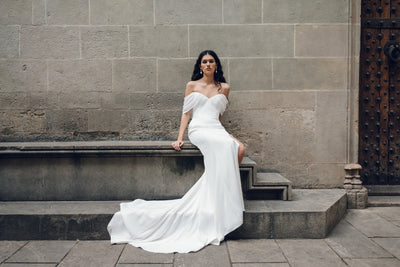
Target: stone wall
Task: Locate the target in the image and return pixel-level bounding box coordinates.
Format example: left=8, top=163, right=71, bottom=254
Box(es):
left=0, top=0, right=357, bottom=188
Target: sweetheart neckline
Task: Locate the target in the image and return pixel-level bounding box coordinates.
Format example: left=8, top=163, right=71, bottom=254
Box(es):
left=186, top=92, right=227, bottom=100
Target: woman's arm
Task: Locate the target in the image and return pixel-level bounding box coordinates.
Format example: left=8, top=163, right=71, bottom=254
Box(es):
left=219, top=83, right=230, bottom=122
left=172, top=82, right=194, bottom=151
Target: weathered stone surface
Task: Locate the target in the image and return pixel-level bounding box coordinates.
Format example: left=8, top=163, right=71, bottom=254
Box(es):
left=32, top=0, right=46, bottom=25
left=1, top=263, right=57, bottom=267
left=0, top=109, right=45, bottom=133
left=308, top=164, right=345, bottom=188
left=155, top=0, right=222, bottom=24
left=241, top=110, right=280, bottom=133
left=119, top=245, right=173, bottom=263
left=232, top=264, right=290, bottom=267
left=326, top=220, right=392, bottom=259
left=295, top=25, right=348, bottom=57
left=46, top=0, right=89, bottom=25
left=174, top=243, right=230, bottom=267
left=277, top=240, right=347, bottom=267
left=81, top=26, right=129, bottom=58
left=228, top=91, right=315, bottom=110
left=100, top=93, right=132, bottom=110
left=273, top=58, right=347, bottom=90
left=48, top=60, right=112, bottom=92
left=223, top=0, right=262, bottom=24
left=315, top=91, right=347, bottom=162
left=113, top=59, right=156, bottom=92
left=90, top=0, right=153, bottom=25
left=57, top=92, right=101, bottom=109
left=45, top=110, right=88, bottom=133
left=0, top=26, right=18, bottom=58
left=58, top=241, right=123, bottom=267
left=0, top=60, right=47, bottom=92
left=371, top=238, right=400, bottom=260
left=260, top=164, right=309, bottom=188
left=190, top=25, right=293, bottom=57
left=0, top=241, right=27, bottom=263
left=263, top=0, right=348, bottom=23
left=20, top=26, right=80, bottom=59
left=344, top=258, right=400, bottom=267
left=229, top=58, right=272, bottom=91
left=130, top=26, right=187, bottom=57
left=88, top=110, right=133, bottom=132
left=227, top=239, right=286, bottom=263
left=6, top=241, right=76, bottom=263
left=0, top=0, right=32, bottom=25
left=158, top=59, right=192, bottom=92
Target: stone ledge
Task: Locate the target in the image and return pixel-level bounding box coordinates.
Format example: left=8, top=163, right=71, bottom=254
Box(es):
left=0, top=141, right=200, bottom=157
left=0, top=189, right=347, bottom=240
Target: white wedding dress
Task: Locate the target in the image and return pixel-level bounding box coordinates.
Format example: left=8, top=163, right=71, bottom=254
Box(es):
left=107, top=92, right=244, bottom=253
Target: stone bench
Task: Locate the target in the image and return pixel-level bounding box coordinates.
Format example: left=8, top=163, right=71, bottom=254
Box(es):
left=247, top=173, right=293, bottom=200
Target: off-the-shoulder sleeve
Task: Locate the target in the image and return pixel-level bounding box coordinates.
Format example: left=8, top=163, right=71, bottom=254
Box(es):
left=182, top=93, right=199, bottom=114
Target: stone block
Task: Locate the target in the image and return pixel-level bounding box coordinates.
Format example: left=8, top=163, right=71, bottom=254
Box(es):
left=241, top=110, right=280, bottom=133
left=90, top=0, right=153, bottom=25
left=132, top=110, right=181, bottom=133
left=20, top=26, right=80, bottom=59
left=263, top=131, right=315, bottom=164
left=88, top=110, right=133, bottom=132
left=6, top=241, right=75, bottom=263
left=58, top=241, right=123, bottom=267
left=190, top=25, right=293, bottom=57
left=223, top=0, right=262, bottom=24
left=26, top=92, right=59, bottom=110
left=308, top=164, right=345, bottom=188
left=0, top=60, right=47, bottom=92
left=278, top=110, right=315, bottom=133
left=0, top=110, right=46, bottom=133
left=100, top=93, right=131, bottom=110
left=33, top=0, right=46, bottom=25
left=158, top=59, right=192, bottom=92
left=174, top=243, right=230, bottom=267
left=57, top=92, right=101, bottom=109
left=0, top=241, right=27, bottom=263
left=229, top=58, right=272, bottom=91
left=155, top=0, right=222, bottom=24
left=113, top=59, right=156, bottom=92
left=273, top=58, right=347, bottom=90
left=81, top=26, right=128, bottom=58
left=130, top=25, right=187, bottom=57
left=0, top=0, right=32, bottom=25
left=144, top=92, right=183, bottom=110
left=46, top=0, right=89, bottom=25
left=295, top=25, right=348, bottom=57
left=259, top=164, right=309, bottom=188
left=45, top=110, right=88, bottom=133
left=345, top=258, right=400, bottom=267
left=315, top=91, right=347, bottom=162
left=119, top=245, right=174, bottom=263
left=48, top=60, right=112, bottom=92
left=0, top=26, right=18, bottom=58
left=263, top=0, right=348, bottom=23
left=372, top=238, right=400, bottom=260
left=228, top=91, right=315, bottom=110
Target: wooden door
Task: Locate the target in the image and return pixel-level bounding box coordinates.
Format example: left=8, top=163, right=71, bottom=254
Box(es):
left=360, top=0, right=400, bottom=185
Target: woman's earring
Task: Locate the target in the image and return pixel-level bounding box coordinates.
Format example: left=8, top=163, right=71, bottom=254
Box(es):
left=215, top=69, right=218, bottom=74
left=200, top=69, right=203, bottom=75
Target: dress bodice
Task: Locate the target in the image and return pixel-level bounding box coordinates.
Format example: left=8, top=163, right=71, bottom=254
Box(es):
left=182, top=92, right=228, bottom=121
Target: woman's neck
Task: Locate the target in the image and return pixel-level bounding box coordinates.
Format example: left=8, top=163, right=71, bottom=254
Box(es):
left=201, top=74, right=215, bottom=85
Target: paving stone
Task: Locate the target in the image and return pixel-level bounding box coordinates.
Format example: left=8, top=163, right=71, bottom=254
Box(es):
left=174, top=243, right=230, bottom=267
left=46, top=0, right=89, bottom=25
left=6, top=241, right=76, bottom=263
left=1, top=264, right=56, bottom=267
left=227, top=239, right=286, bottom=263
left=345, top=209, right=400, bottom=237
left=58, top=241, right=124, bottom=267
left=0, top=241, right=27, bottom=263
left=232, top=264, right=290, bottom=267
left=117, top=264, right=172, bottom=267
left=118, top=245, right=173, bottom=264
left=90, top=0, right=153, bottom=25
left=368, top=207, right=400, bottom=221
left=344, top=258, right=400, bottom=267
left=326, top=220, right=392, bottom=258
left=372, top=238, right=400, bottom=260
left=277, top=239, right=347, bottom=267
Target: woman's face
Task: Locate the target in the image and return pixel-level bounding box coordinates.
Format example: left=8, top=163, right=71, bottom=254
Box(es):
left=200, top=54, right=217, bottom=74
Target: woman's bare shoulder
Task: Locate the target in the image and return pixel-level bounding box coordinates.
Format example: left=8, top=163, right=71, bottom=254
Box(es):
left=185, top=81, right=197, bottom=96
left=220, top=82, right=230, bottom=96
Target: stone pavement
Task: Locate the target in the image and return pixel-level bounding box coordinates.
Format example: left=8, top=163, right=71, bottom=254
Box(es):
left=1, top=207, right=399, bottom=267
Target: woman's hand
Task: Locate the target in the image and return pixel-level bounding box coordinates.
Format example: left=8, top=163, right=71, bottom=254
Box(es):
left=171, top=140, right=184, bottom=151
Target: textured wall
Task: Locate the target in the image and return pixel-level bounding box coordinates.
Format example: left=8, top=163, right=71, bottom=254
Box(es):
left=0, top=0, right=356, bottom=188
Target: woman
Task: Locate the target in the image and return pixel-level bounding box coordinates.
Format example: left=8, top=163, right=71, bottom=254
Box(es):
left=108, top=50, right=245, bottom=253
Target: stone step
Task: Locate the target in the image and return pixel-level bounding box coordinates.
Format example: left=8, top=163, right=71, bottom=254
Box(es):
left=368, top=196, right=400, bottom=207
left=247, top=173, right=293, bottom=201
left=0, top=189, right=347, bottom=240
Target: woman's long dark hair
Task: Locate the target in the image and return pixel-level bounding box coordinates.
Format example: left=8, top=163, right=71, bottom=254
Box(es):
left=191, top=50, right=226, bottom=85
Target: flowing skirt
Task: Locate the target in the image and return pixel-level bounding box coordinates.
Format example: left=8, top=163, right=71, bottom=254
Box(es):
left=107, top=123, right=244, bottom=253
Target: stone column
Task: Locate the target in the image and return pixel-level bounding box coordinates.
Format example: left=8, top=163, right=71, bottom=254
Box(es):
left=344, top=164, right=368, bottom=209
